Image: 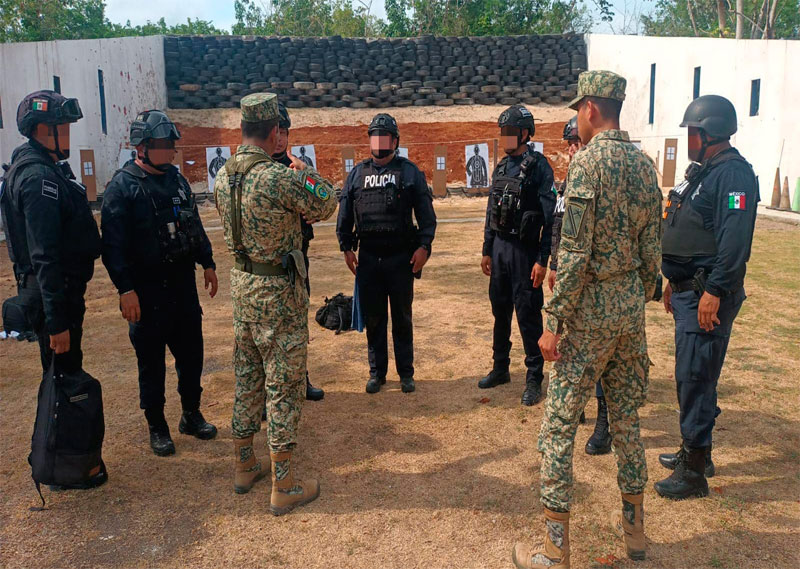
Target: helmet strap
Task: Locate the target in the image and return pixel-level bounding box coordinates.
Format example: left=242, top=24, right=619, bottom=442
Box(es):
left=697, top=130, right=728, bottom=163
left=51, top=125, right=69, bottom=161
left=29, top=126, right=68, bottom=161
left=143, top=144, right=171, bottom=172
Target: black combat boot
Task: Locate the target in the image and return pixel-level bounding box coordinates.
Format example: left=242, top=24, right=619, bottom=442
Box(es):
left=145, top=408, right=175, bottom=457
left=400, top=376, right=416, bottom=393
left=654, top=446, right=709, bottom=500
left=521, top=370, right=543, bottom=406
left=659, top=444, right=715, bottom=478
left=365, top=377, right=386, bottom=394
left=306, top=372, right=324, bottom=401
left=585, top=396, right=612, bottom=455
left=478, top=367, right=511, bottom=389
left=179, top=409, right=218, bottom=440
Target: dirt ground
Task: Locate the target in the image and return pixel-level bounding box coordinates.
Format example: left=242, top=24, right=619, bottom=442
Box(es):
left=170, top=105, right=574, bottom=189
left=1, top=200, right=799, bottom=569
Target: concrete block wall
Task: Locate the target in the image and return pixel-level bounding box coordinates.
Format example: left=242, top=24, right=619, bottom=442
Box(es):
left=164, top=34, right=587, bottom=110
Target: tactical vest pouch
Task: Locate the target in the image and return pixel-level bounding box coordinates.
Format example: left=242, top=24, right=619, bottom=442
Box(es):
left=519, top=210, right=544, bottom=249
left=489, top=176, right=523, bottom=234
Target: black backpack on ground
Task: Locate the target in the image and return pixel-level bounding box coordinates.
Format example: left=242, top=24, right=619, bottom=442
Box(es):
left=29, top=360, right=107, bottom=507
left=2, top=295, right=37, bottom=340
left=315, top=293, right=353, bottom=334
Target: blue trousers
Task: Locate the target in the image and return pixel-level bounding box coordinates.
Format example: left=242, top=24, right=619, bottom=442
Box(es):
left=671, top=287, right=745, bottom=448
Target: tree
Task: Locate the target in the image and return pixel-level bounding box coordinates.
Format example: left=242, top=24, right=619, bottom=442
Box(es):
left=1, top=0, right=225, bottom=43
left=1, top=0, right=108, bottom=42
left=233, top=0, right=383, bottom=37
left=642, top=0, right=800, bottom=38
left=383, top=0, right=592, bottom=36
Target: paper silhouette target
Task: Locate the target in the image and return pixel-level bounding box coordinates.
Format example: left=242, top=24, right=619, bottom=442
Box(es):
left=465, top=143, right=489, bottom=188
left=291, top=145, right=316, bottom=168
left=206, top=146, right=231, bottom=192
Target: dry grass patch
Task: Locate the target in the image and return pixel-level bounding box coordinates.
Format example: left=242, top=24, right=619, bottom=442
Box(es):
left=1, top=201, right=798, bottom=569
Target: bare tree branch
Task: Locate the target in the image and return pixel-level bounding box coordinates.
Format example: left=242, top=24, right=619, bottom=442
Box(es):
left=687, top=0, right=700, bottom=36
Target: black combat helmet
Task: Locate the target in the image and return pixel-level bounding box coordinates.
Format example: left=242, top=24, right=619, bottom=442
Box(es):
left=680, top=95, right=737, bottom=139
left=129, top=110, right=181, bottom=146
left=17, top=90, right=83, bottom=137
left=278, top=102, right=291, bottom=129
left=563, top=116, right=579, bottom=141
left=498, top=105, right=535, bottom=136
left=368, top=113, right=399, bottom=137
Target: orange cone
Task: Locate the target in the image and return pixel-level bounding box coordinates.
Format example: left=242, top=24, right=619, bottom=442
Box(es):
left=779, top=176, right=791, bottom=210
left=770, top=168, right=781, bottom=208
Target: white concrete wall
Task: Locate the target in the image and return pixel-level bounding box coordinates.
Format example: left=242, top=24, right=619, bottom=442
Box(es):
left=585, top=34, right=799, bottom=202
left=0, top=36, right=166, bottom=194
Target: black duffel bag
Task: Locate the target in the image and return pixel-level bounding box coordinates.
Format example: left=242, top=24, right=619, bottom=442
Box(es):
left=315, top=293, right=353, bottom=334
left=29, top=360, right=107, bottom=508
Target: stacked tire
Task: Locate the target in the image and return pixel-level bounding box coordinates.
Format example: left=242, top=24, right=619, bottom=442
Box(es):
left=164, top=35, right=587, bottom=110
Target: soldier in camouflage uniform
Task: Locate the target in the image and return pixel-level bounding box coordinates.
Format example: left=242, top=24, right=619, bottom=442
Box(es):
left=214, top=93, right=337, bottom=516
left=512, top=71, right=662, bottom=569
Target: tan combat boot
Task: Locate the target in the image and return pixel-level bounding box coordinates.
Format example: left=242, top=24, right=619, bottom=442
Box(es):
left=269, top=450, right=320, bottom=516
left=512, top=508, right=570, bottom=569
left=611, top=492, right=646, bottom=560
left=234, top=436, right=268, bottom=494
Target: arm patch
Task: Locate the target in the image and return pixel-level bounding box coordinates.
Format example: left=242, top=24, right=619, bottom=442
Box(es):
left=561, top=199, right=588, bottom=241
left=41, top=180, right=59, bottom=200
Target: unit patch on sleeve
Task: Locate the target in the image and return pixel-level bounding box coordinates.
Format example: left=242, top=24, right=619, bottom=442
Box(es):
left=728, top=191, right=746, bottom=210
left=41, top=180, right=59, bottom=200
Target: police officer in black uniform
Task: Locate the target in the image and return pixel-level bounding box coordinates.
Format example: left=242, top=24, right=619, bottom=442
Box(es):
left=654, top=95, right=758, bottom=500
left=336, top=113, right=437, bottom=394
left=479, top=105, right=555, bottom=406
left=270, top=102, right=324, bottom=401
left=1, top=90, right=105, bottom=488
left=101, top=110, right=218, bottom=457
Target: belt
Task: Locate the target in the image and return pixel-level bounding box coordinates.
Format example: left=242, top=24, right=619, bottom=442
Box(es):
left=234, top=257, right=287, bottom=276
left=669, top=279, right=698, bottom=293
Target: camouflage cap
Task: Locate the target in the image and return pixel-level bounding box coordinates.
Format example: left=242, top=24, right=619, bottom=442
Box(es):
left=241, top=93, right=278, bottom=122
left=568, top=70, right=627, bottom=110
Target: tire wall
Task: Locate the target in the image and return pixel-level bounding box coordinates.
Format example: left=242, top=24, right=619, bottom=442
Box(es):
left=165, top=34, right=587, bottom=110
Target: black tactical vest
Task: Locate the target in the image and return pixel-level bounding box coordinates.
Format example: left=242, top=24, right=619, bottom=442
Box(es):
left=353, top=159, right=414, bottom=234
left=662, top=152, right=750, bottom=257
left=121, top=164, right=205, bottom=265
left=2, top=151, right=101, bottom=280
left=489, top=151, right=544, bottom=240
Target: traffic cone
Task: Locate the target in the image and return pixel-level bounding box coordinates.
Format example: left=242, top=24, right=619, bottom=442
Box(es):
left=769, top=168, right=781, bottom=208
left=780, top=177, right=791, bottom=210
left=792, top=178, right=800, bottom=213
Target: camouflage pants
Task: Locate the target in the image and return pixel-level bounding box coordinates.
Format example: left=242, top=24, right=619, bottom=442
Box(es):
left=231, top=319, right=306, bottom=452
left=538, top=328, right=649, bottom=512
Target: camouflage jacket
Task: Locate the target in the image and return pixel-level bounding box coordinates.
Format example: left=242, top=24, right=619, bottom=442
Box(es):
left=214, top=144, right=337, bottom=321
left=544, top=130, right=662, bottom=335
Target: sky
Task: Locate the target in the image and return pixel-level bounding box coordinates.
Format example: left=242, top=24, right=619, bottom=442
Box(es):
left=104, top=0, right=654, bottom=35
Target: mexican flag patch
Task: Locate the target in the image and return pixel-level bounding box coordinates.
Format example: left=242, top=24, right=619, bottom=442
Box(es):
left=32, top=99, right=48, bottom=112
left=728, top=192, right=746, bottom=210
left=304, top=175, right=318, bottom=194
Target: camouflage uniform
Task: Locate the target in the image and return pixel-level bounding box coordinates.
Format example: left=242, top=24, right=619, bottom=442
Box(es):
left=538, top=72, right=662, bottom=513
left=214, top=93, right=337, bottom=453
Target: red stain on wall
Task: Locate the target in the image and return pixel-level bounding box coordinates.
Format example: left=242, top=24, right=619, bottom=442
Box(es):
left=174, top=121, right=569, bottom=189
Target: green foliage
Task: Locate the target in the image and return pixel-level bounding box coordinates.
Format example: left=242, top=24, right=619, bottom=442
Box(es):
left=381, top=0, right=591, bottom=36
left=1, top=0, right=225, bottom=43
left=1, top=0, right=108, bottom=42
left=232, top=0, right=383, bottom=36
left=642, top=0, right=800, bottom=39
